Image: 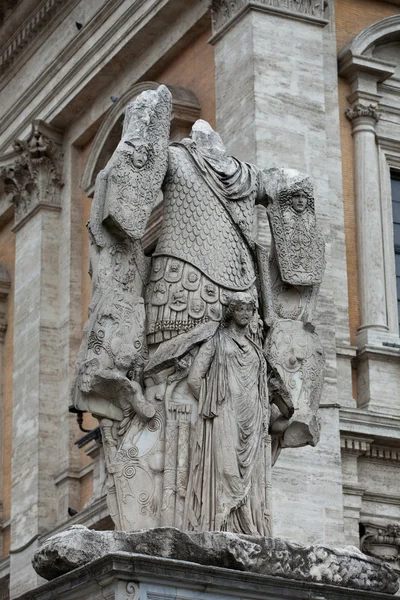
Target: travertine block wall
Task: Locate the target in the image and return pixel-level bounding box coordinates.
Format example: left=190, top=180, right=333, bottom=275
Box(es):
left=212, top=5, right=345, bottom=545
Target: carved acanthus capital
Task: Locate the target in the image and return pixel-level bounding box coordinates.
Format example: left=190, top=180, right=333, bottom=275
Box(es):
left=0, top=121, right=63, bottom=230
left=361, top=523, right=400, bottom=564
left=345, top=103, right=380, bottom=123
left=210, top=0, right=326, bottom=34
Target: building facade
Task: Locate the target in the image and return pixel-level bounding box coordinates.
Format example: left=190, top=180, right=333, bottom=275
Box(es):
left=0, top=0, right=400, bottom=597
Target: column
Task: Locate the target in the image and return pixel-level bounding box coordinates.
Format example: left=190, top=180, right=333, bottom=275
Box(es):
left=339, top=52, right=400, bottom=414
left=345, top=104, right=387, bottom=333
left=0, top=121, right=63, bottom=597
left=210, top=0, right=346, bottom=546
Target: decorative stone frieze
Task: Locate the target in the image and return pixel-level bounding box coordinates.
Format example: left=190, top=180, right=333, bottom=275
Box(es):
left=210, top=0, right=326, bottom=33
left=340, top=436, right=373, bottom=454
left=345, top=103, right=379, bottom=123
left=0, top=121, right=63, bottom=230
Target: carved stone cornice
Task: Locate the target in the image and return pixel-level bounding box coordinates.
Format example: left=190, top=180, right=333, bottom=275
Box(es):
left=0, top=120, right=63, bottom=230
left=0, top=0, right=64, bottom=77
left=210, top=0, right=327, bottom=35
left=340, top=435, right=374, bottom=455
left=345, top=103, right=380, bottom=123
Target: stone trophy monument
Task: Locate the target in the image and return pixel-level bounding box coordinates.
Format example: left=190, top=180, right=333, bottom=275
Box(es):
left=32, top=86, right=398, bottom=597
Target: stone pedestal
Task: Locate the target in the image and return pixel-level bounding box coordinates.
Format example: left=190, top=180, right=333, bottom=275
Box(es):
left=15, top=552, right=399, bottom=600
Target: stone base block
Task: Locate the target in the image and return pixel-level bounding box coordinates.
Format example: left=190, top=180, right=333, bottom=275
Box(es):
left=28, top=526, right=398, bottom=598
left=17, top=546, right=399, bottom=600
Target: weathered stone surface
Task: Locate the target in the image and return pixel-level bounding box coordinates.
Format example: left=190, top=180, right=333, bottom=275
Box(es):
left=73, top=85, right=326, bottom=537
left=32, top=525, right=399, bottom=594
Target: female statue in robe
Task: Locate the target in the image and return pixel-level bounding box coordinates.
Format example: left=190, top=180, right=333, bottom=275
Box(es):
left=184, top=292, right=291, bottom=536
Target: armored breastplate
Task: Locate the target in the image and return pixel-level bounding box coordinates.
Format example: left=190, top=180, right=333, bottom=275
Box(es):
left=153, top=146, right=256, bottom=290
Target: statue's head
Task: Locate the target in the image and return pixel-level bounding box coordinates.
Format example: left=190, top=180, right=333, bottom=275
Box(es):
left=224, top=292, right=256, bottom=328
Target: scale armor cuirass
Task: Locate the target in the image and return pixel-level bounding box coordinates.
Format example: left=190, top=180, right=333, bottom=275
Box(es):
left=145, top=145, right=260, bottom=345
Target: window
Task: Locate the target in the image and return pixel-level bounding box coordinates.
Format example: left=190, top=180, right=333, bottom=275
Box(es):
left=391, top=171, right=400, bottom=331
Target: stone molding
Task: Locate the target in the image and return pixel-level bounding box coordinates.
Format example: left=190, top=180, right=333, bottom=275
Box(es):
left=0, top=0, right=208, bottom=154
left=210, top=0, right=327, bottom=37
left=340, top=407, right=400, bottom=441
left=81, top=82, right=201, bottom=196
left=341, top=14, right=400, bottom=59
left=0, top=0, right=65, bottom=78
left=341, top=435, right=400, bottom=462
left=0, top=120, right=63, bottom=230
left=340, top=436, right=374, bottom=455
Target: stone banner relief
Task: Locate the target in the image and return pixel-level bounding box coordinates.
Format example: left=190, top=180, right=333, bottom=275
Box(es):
left=34, top=86, right=398, bottom=594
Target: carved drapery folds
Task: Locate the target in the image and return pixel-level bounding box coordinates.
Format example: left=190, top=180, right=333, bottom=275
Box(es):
left=210, top=0, right=326, bottom=33
left=0, top=121, right=63, bottom=230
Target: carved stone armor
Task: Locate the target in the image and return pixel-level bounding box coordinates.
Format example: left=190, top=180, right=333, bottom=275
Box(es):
left=146, top=143, right=260, bottom=344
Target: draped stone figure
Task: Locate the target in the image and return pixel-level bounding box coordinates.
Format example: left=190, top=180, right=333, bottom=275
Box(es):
left=73, top=85, right=325, bottom=534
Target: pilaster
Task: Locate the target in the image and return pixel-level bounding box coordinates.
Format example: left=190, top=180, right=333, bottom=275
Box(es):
left=0, top=121, right=63, bottom=597
left=340, top=436, right=373, bottom=546
left=211, top=0, right=345, bottom=546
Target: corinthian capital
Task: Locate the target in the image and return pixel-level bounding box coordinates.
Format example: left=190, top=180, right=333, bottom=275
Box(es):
left=345, top=103, right=380, bottom=123
left=0, top=121, right=63, bottom=230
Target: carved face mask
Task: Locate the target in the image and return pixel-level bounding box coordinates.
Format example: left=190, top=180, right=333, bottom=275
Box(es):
left=124, top=140, right=148, bottom=168
left=291, top=192, right=308, bottom=214
left=132, top=146, right=148, bottom=169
